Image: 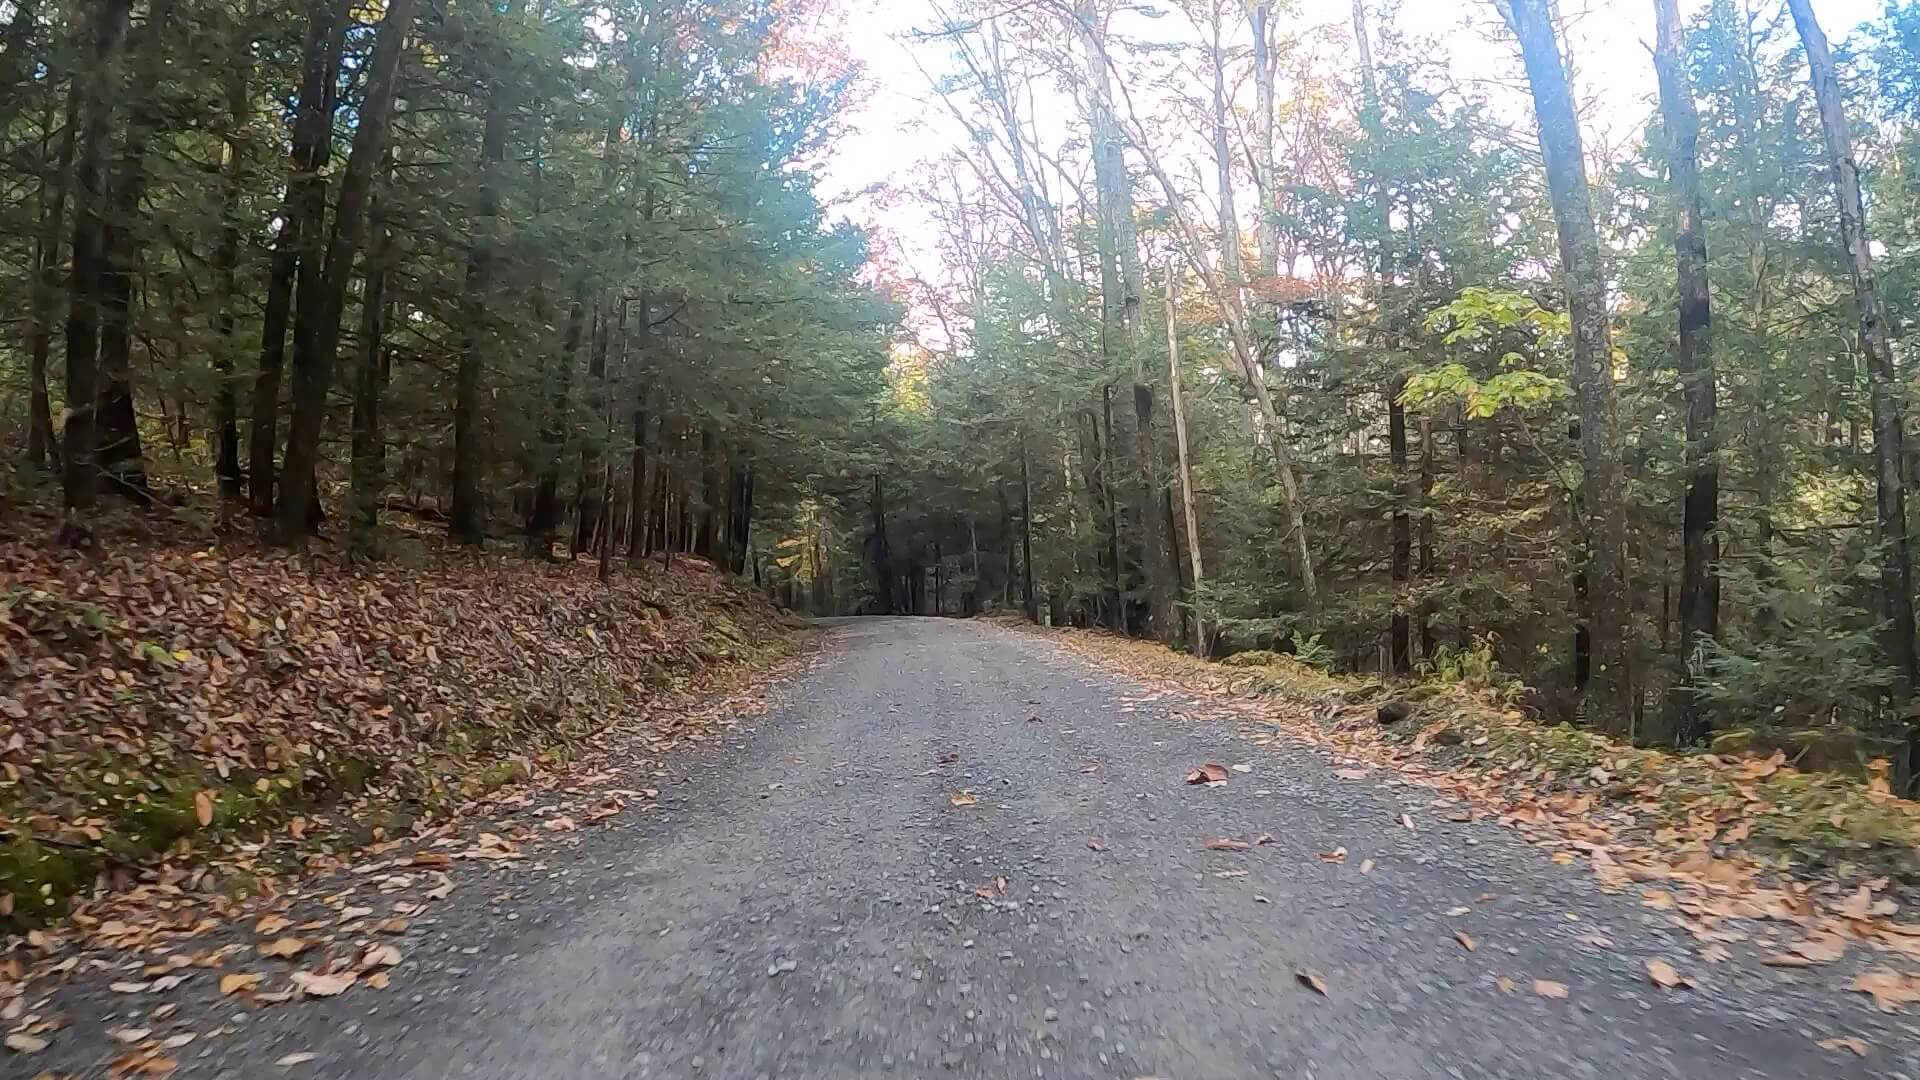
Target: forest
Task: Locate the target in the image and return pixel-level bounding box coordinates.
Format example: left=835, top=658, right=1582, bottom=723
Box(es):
left=8, top=0, right=1920, bottom=789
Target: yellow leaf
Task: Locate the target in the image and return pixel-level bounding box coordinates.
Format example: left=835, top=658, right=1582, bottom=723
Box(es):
left=1817, top=1036, right=1869, bottom=1057
left=219, top=972, right=263, bottom=995
left=291, top=970, right=356, bottom=997
left=257, top=937, right=310, bottom=959
left=1645, top=958, right=1687, bottom=989
left=194, top=790, right=214, bottom=828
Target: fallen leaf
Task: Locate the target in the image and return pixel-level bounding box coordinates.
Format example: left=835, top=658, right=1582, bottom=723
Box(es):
left=1334, top=768, right=1370, bottom=780
left=108, top=1027, right=152, bottom=1045
left=109, top=982, right=151, bottom=994
left=290, top=971, right=356, bottom=997
left=5, top=1032, right=48, bottom=1054
left=1533, top=979, right=1568, bottom=999
left=1816, top=1036, right=1869, bottom=1057
left=275, top=1052, right=320, bottom=1067
left=1852, top=969, right=1920, bottom=1013
left=1205, top=838, right=1251, bottom=851
left=411, top=852, right=452, bottom=869
left=1645, top=958, right=1688, bottom=989
left=1699, top=944, right=1730, bottom=962
left=219, top=972, right=262, bottom=995
left=1494, top=976, right=1516, bottom=994
left=1318, top=848, right=1347, bottom=863
left=1445, top=905, right=1471, bottom=916
left=257, top=938, right=309, bottom=960
left=110, top=1053, right=178, bottom=1077
left=359, top=945, right=402, bottom=969
left=949, top=790, right=978, bottom=807
left=1788, top=934, right=1848, bottom=964
left=1762, top=953, right=1814, bottom=968
left=1295, top=969, right=1328, bottom=995
left=1087, top=838, right=1107, bottom=851
left=194, top=790, right=215, bottom=828
left=254, top=914, right=291, bottom=936
left=1399, top=813, right=1415, bottom=832
left=1640, top=890, right=1674, bottom=911
left=1185, top=763, right=1230, bottom=786
left=1454, top=930, right=1477, bottom=952
left=365, top=972, right=391, bottom=990
left=543, top=816, right=577, bottom=832
left=1834, top=885, right=1876, bottom=919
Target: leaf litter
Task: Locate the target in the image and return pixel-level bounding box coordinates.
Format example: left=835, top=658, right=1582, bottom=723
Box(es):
left=1, top=530, right=819, bottom=1064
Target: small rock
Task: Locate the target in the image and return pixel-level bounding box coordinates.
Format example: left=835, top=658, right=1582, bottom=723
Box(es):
left=767, top=959, right=798, bottom=977
left=1376, top=700, right=1415, bottom=724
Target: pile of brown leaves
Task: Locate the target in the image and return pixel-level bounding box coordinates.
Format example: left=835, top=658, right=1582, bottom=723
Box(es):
left=1, top=523, right=798, bottom=927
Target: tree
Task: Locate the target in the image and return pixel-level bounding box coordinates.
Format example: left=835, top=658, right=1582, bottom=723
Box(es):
left=1651, top=0, right=1719, bottom=744
left=1494, top=0, right=1633, bottom=734
left=60, top=0, right=131, bottom=541
left=275, top=0, right=416, bottom=545
left=1788, top=0, right=1919, bottom=780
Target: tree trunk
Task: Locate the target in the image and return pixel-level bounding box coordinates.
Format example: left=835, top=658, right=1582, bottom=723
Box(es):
left=348, top=149, right=396, bottom=559
left=93, top=0, right=181, bottom=500
left=211, top=32, right=252, bottom=501
left=1352, top=0, right=1411, bottom=675
left=574, top=297, right=610, bottom=552
left=1099, top=388, right=1124, bottom=633
left=275, top=0, right=416, bottom=545
left=1652, top=0, right=1719, bottom=744
left=28, top=78, right=77, bottom=472
left=60, top=0, right=132, bottom=538
left=1497, top=0, right=1634, bottom=734
left=1078, top=0, right=1168, bottom=641
left=526, top=281, right=581, bottom=558
left=1248, top=1, right=1278, bottom=280
left=871, top=473, right=892, bottom=614
left=1418, top=412, right=1436, bottom=659
left=451, top=3, right=518, bottom=546
left=697, top=425, right=721, bottom=558
left=1788, top=0, right=1920, bottom=785
left=1020, top=432, right=1038, bottom=622
left=249, top=0, right=349, bottom=518
left=1167, top=271, right=1206, bottom=657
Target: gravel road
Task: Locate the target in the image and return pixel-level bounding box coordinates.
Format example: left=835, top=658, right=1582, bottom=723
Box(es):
left=26, top=617, right=1919, bottom=1079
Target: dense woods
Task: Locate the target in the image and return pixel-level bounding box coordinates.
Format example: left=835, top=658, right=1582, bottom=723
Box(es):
left=832, top=0, right=1920, bottom=792
left=1, top=0, right=897, bottom=564
left=13, top=0, right=1920, bottom=791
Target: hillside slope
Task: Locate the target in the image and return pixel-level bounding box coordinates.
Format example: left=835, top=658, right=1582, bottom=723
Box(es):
left=1, top=514, right=806, bottom=928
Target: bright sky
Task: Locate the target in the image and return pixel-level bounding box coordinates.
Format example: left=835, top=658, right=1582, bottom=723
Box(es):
left=819, top=0, right=1882, bottom=292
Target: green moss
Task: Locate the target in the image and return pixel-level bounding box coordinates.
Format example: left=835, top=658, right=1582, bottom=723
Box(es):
left=0, top=835, right=103, bottom=926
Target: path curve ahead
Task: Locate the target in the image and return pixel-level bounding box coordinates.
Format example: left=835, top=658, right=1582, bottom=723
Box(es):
left=65, top=617, right=1907, bottom=1078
